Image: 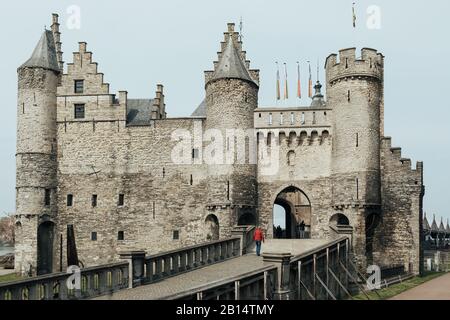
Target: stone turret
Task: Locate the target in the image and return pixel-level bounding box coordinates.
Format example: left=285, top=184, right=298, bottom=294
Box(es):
left=204, top=23, right=259, bottom=236
left=326, top=48, right=384, bottom=267
left=15, top=27, right=60, bottom=275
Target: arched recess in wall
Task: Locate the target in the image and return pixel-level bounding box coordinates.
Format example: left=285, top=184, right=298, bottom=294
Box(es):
left=273, top=186, right=311, bottom=239
left=287, top=151, right=296, bottom=166
left=205, top=214, right=220, bottom=241
left=365, top=213, right=381, bottom=264
left=37, top=221, right=55, bottom=275
left=329, top=213, right=350, bottom=227
left=238, top=211, right=256, bottom=226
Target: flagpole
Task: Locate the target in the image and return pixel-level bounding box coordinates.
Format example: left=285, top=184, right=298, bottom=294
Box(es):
left=276, top=61, right=280, bottom=105
left=284, top=62, right=288, bottom=106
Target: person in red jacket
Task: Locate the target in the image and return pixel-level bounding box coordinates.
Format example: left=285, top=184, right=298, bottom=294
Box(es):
left=253, top=227, right=265, bottom=256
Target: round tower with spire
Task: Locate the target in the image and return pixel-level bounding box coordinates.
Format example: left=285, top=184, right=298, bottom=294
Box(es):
left=15, top=16, right=62, bottom=275
left=203, top=23, right=260, bottom=236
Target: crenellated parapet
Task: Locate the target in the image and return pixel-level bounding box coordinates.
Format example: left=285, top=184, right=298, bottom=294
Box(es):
left=325, top=48, right=384, bottom=86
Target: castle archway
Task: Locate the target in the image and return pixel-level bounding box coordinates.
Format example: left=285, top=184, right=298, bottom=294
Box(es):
left=205, top=214, right=220, bottom=241
left=37, top=221, right=55, bottom=275
left=273, top=186, right=311, bottom=239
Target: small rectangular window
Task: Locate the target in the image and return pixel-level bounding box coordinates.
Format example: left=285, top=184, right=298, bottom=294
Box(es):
left=312, top=112, right=316, bottom=124
left=290, top=112, right=295, bottom=125
left=268, top=113, right=273, bottom=125
left=301, top=112, right=305, bottom=125
left=118, top=194, right=125, bottom=206
left=74, top=80, right=84, bottom=94
left=74, top=104, right=85, bottom=119
left=173, top=230, right=180, bottom=240
left=92, top=194, right=98, bottom=207
left=118, top=231, right=124, bottom=241
left=280, top=113, right=284, bottom=125
left=192, top=148, right=199, bottom=159
left=67, top=194, right=73, bottom=207
left=44, top=189, right=51, bottom=206
left=91, top=232, right=97, bottom=241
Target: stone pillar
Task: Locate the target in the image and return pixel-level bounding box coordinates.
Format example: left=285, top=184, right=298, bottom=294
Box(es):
left=119, top=251, right=146, bottom=288
left=263, top=253, right=293, bottom=300
left=231, top=226, right=248, bottom=255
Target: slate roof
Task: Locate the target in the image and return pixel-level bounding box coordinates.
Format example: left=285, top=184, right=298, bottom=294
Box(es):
left=126, top=99, right=155, bottom=126
left=191, top=99, right=207, bottom=117
left=209, top=36, right=256, bottom=85
left=20, top=30, right=60, bottom=72
left=423, top=213, right=431, bottom=231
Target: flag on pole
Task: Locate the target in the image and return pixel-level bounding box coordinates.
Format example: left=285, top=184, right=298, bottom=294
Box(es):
left=284, top=63, right=289, bottom=100
left=276, top=62, right=281, bottom=101
left=352, top=2, right=357, bottom=28
left=308, top=61, right=313, bottom=98
left=297, top=62, right=301, bottom=99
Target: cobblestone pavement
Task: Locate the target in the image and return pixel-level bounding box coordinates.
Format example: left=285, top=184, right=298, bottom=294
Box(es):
left=389, top=273, right=450, bottom=300
left=95, top=239, right=329, bottom=300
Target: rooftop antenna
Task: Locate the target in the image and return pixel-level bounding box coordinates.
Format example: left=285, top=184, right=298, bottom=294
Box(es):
left=239, top=16, right=243, bottom=41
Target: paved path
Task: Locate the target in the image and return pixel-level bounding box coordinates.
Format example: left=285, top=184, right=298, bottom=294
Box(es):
left=390, top=273, right=450, bottom=300
left=95, top=239, right=329, bottom=300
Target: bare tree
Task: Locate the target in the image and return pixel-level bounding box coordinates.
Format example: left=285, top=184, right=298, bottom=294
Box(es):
left=0, top=213, right=15, bottom=245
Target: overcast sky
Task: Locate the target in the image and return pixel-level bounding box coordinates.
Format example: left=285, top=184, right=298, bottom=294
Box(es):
left=0, top=0, right=448, bottom=223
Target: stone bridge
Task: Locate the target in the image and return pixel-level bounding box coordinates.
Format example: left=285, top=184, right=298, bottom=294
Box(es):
left=1, top=227, right=370, bottom=300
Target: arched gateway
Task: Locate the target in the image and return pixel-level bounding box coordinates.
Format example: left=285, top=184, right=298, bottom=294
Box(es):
left=37, top=221, right=55, bottom=275
left=273, top=186, right=312, bottom=239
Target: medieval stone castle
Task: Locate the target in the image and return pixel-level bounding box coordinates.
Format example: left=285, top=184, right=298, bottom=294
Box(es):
left=14, top=14, right=424, bottom=276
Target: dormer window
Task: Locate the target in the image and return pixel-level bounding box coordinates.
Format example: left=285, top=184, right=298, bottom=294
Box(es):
left=74, top=80, right=84, bottom=94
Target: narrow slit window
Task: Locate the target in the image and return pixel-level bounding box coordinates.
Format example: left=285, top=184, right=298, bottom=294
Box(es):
left=290, top=112, right=295, bottom=125
left=92, top=194, right=98, bottom=207
left=118, top=194, right=125, bottom=206
left=67, top=194, right=73, bottom=207
left=227, top=181, right=230, bottom=200
left=280, top=113, right=284, bottom=125
left=190, top=175, right=193, bottom=186
left=356, top=133, right=359, bottom=147
left=347, top=90, right=351, bottom=102
left=192, top=148, right=199, bottom=159
left=268, top=113, right=273, bottom=125
left=44, top=189, right=51, bottom=206
left=301, top=112, right=305, bottom=125
left=345, top=58, right=349, bottom=69
left=312, top=112, right=316, bottom=124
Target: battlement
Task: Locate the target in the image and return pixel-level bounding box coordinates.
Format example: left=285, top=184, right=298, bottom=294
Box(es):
left=325, top=48, right=384, bottom=85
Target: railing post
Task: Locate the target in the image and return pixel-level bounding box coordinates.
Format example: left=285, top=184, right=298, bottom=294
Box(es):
left=297, top=261, right=302, bottom=300
left=263, top=252, right=293, bottom=300
left=234, top=280, right=240, bottom=300
left=187, top=249, right=194, bottom=269
left=119, top=250, right=146, bottom=288
left=145, top=259, right=154, bottom=283
left=179, top=252, right=187, bottom=272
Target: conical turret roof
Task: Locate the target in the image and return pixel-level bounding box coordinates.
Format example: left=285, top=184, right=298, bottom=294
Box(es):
left=439, top=218, right=446, bottom=232
left=446, top=219, right=450, bottom=233
left=20, top=30, right=60, bottom=72
left=431, top=215, right=439, bottom=232
left=423, top=213, right=431, bottom=231
left=210, top=36, right=256, bottom=85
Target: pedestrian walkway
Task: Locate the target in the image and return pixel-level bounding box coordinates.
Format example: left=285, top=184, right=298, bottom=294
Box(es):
left=95, top=239, right=329, bottom=300
left=389, top=273, right=450, bottom=300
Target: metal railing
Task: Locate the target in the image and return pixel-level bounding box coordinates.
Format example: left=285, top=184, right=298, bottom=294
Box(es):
left=0, top=261, right=129, bottom=300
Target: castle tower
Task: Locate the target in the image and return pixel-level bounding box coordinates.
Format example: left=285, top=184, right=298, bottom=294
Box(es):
left=325, top=48, right=384, bottom=266
left=204, top=23, right=260, bottom=236
left=15, top=28, right=60, bottom=275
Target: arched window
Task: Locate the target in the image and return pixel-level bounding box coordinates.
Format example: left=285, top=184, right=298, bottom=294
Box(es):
left=329, top=213, right=350, bottom=227
left=287, top=151, right=296, bottom=166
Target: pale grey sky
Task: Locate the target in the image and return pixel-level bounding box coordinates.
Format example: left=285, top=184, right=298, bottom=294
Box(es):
left=0, top=0, right=448, bottom=222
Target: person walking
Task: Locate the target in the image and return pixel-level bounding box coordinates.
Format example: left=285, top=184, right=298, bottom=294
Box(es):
left=253, top=226, right=265, bottom=256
